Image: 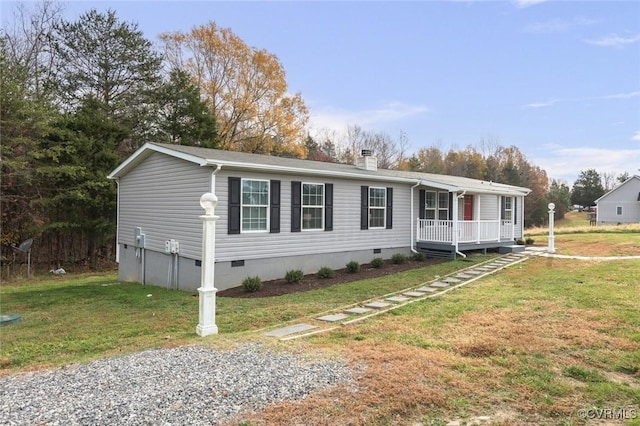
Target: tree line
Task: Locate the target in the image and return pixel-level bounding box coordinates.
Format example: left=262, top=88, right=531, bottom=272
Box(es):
left=0, top=3, right=631, bottom=278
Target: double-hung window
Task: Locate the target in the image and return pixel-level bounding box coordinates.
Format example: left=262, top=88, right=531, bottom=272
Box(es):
left=302, top=183, right=324, bottom=230
left=424, top=191, right=436, bottom=220
left=616, top=206, right=623, bottom=216
left=369, top=187, right=386, bottom=229
left=241, top=179, right=269, bottom=232
left=437, top=192, right=449, bottom=220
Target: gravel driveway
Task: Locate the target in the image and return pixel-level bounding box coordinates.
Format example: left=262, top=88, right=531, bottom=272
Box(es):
left=0, top=343, right=353, bottom=425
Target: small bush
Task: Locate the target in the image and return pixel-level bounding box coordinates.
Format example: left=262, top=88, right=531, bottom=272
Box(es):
left=525, top=237, right=535, bottom=245
left=317, top=266, right=335, bottom=279
left=346, top=261, right=360, bottom=273
left=370, top=257, right=384, bottom=268
left=242, top=276, right=262, bottom=293
left=285, top=269, right=304, bottom=283
left=412, top=252, right=426, bottom=262
left=515, top=239, right=525, bottom=245
left=391, top=253, right=407, bottom=264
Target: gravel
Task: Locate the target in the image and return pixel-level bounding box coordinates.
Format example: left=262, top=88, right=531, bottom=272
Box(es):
left=0, top=343, right=353, bottom=425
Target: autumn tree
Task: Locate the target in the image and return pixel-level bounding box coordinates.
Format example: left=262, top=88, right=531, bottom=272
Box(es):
left=160, top=22, right=308, bottom=157
left=547, top=180, right=571, bottom=220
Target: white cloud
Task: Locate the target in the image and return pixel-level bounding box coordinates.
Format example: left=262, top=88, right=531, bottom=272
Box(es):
left=308, top=102, right=429, bottom=135
left=523, top=17, right=599, bottom=34
left=513, top=0, right=550, bottom=8
left=632, top=131, right=640, bottom=142
left=531, top=146, right=640, bottom=182
left=586, top=33, right=640, bottom=48
left=523, top=91, right=640, bottom=109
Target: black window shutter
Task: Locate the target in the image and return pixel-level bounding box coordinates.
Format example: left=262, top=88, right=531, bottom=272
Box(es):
left=228, top=177, right=241, bottom=234
left=501, top=196, right=506, bottom=220
left=448, top=192, right=454, bottom=220
left=360, top=186, right=369, bottom=230
left=514, top=197, right=518, bottom=225
left=291, top=181, right=301, bottom=232
left=270, top=180, right=280, bottom=233
left=386, top=187, right=393, bottom=229
left=419, top=190, right=426, bottom=220
left=324, top=183, right=333, bottom=231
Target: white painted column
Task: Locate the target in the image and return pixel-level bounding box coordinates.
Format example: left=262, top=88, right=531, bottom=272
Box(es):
left=548, top=203, right=556, bottom=254
left=196, top=193, right=219, bottom=336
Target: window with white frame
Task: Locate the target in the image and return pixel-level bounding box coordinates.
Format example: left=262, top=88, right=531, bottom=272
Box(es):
left=369, top=187, right=386, bottom=228
left=241, top=179, right=269, bottom=232
left=424, top=191, right=436, bottom=220
left=438, top=192, right=449, bottom=220
left=302, top=183, right=324, bottom=230
left=616, top=206, right=623, bottom=216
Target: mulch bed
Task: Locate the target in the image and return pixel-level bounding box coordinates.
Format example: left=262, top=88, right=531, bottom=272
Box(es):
left=217, top=258, right=444, bottom=298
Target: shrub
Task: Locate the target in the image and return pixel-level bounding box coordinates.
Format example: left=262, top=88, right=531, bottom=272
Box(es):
left=391, top=253, right=407, bottom=264
left=515, top=239, right=525, bottom=245
left=317, top=266, right=335, bottom=279
left=285, top=269, right=304, bottom=283
left=346, top=261, right=360, bottom=273
left=370, top=257, right=384, bottom=268
left=412, top=252, right=426, bottom=262
left=525, top=237, right=535, bottom=245
left=242, top=276, right=262, bottom=293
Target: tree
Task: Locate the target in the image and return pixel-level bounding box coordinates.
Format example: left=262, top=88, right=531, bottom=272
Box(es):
left=571, top=169, right=605, bottom=208
left=154, top=68, right=218, bottom=147
left=160, top=22, right=308, bottom=156
left=547, top=180, right=571, bottom=219
left=51, top=8, right=162, bottom=151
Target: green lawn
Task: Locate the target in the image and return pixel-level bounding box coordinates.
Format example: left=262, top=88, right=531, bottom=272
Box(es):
left=2, top=232, right=638, bottom=426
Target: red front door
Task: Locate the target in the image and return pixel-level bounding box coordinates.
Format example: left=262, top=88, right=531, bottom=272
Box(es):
left=463, top=195, right=473, bottom=221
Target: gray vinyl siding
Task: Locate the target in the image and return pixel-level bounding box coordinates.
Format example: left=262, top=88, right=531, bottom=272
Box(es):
left=118, top=152, right=211, bottom=259
left=214, top=169, right=411, bottom=262
left=479, top=194, right=499, bottom=220
left=597, top=179, right=640, bottom=224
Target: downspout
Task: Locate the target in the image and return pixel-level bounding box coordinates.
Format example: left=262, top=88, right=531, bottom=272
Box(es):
left=115, top=179, right=120, bottom=263
left=410, top=180, right=422, bottom=253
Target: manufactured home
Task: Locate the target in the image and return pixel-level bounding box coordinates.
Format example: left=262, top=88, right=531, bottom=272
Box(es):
left=108, top=143, right=530, bottom=291
left=595, top=175, right=640, bottom=225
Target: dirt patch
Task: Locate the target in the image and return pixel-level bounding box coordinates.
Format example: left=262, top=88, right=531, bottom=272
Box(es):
left=218, top=258, right=444, bottom=298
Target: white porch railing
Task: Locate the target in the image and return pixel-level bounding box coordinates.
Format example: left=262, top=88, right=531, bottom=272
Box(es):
left=417, top=219, right=513, bottom=243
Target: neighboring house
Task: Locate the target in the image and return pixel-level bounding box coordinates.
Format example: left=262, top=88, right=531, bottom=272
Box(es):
left=108, top=143, right=530, bottom=291
left=595, top=175, right=640, bottom=225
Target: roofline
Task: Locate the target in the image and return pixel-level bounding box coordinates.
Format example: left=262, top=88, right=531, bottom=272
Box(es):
left=107, top=142, right=208, bottom=179
left=595, top=175, right=640, bottom=203
left=108, top=143, right=531, bottom=196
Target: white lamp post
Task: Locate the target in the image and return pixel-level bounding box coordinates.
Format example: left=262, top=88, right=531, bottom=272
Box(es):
left=196, top=192, right=219, bottom=336
left=548, top=202, right=556, bottom=254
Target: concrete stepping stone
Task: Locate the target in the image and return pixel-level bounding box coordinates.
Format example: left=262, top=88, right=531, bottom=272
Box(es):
left=443, top=277, right=461, bottom=284
left=465, top=270, right=483, bottom=275
left=455, top=273, right=472, bottom=279
left=416, top=286, right=438, bottom=293
left=317, top=313, right=350, bottom=322
left=364, top=301, right=392, bottom=309
left=386, top=296, right=410, bottom=303
left=403, top=291, right=426, bottom=297
left=344, top=307, right=373, bottom=314
left=484, top=264, right=498, bottom=269
left=264, top=323, right=318, bottom=337
left=430, top=282, right=449, bottom=288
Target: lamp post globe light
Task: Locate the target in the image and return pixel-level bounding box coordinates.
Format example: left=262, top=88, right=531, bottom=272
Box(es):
left=196, top=192, right=219, bottom=336
left=548, top=202, right=556, bottom=254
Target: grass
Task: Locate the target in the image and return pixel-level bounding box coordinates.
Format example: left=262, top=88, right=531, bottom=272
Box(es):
left=2, top=229, right=639, bottom=425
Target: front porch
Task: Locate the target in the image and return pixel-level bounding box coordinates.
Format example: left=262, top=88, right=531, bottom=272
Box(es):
left=415, top=218, right=520, bottom=259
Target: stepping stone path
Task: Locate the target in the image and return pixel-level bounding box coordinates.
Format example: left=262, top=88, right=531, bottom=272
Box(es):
left=263, top=254, right=527, bottom=339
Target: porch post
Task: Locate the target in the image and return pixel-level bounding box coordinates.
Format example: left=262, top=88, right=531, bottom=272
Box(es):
left=452, top=192, right=459, bottom=251
left=196, top=192, right=219, bottom=337
left=476, top=195, right=481, bottom=243
left=497, top=196, right=502, bottom=241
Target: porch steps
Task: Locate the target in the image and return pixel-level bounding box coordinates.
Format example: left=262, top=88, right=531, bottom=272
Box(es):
left=262, top=254, right=529, bottom=340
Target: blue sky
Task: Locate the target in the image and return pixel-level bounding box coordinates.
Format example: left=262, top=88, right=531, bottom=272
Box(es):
left=4, top=0, right=639, bottom=183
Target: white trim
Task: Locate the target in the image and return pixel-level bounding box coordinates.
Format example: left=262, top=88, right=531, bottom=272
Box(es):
left=107, top=142, right=208, bottom=179
left=301, top=182, right=325, bottom=231
left=240, top=178, right=270, bottom=233
left=368, top=186, right=387, bottom=229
